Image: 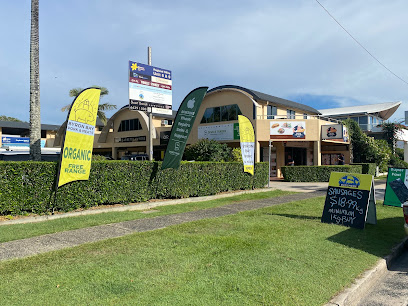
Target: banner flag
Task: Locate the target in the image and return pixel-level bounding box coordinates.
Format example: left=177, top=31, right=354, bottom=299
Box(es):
left=162, top=87, right=208, bottom=170
left=238, top=115, right=255, bottom=175
left=57, top=88, right=101, bottom=187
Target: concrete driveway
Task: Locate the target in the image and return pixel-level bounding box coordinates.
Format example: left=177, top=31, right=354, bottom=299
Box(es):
left=269, top=179, right=387, bottom=201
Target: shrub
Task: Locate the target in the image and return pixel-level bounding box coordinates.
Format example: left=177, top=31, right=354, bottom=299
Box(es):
left=389, top=155, right=408, bottom=169
left=0, top=161, right=268, bottom=215
left=230, top=148, right=243, bottom=162
left=281, top=165, right=363, bottom=182
left=350, top=163, right=376, bottom=176
left=183, top=139, right=231, bottom=162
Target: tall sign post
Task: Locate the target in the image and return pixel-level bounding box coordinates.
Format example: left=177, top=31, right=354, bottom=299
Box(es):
left=128, top=48, right=172, bottom=160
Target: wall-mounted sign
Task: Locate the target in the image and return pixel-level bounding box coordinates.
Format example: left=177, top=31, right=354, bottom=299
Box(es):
left=384, top=167, right=408, bottom=207
left=1, top=135, right=45, bottom=148
left=114, top=136, right=146, bottom=143
left=128, top=61, right=172, bottom=115
left=270, top=121, right=306, bottom=139
left=321, top=124, right=349, bottom=142
left=160, top=131, right=171, bottom=145
left=321, top=172, right=377, bottom=229
left=198, top=123, right=240, bottom=141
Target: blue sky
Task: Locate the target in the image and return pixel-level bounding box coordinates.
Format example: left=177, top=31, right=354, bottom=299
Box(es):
left=1, top=0, right=407, bottom=124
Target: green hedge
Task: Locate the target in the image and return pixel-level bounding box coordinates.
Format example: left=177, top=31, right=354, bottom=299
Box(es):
left=0, top=161, right=268, bottom=215
left=350, top=163, right=377, bottom=176
left=281, top=165, right=363, bottom=182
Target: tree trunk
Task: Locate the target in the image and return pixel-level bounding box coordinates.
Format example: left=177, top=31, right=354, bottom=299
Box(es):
left=30, top=0, right=41, bottom=161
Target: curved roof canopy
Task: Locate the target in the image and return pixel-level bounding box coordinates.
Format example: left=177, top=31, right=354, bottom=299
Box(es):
left=319, top=101, right=401, bottom=120
left=208, top=85, right=321, bottom=115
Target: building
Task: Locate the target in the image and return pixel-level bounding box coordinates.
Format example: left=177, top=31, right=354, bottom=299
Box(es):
left=53, top=85, right=352, bottom=178
left=187, top=85, right=350, bottom=177
left=54, top=106, right=175, bottom=160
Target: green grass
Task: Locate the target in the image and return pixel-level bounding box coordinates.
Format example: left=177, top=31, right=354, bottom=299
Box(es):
left=0, top=190, right=292, bottom=243
left=0, top=196, right=405, bottom=305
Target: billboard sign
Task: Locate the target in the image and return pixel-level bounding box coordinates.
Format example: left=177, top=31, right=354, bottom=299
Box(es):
left=129, top=61, right=172, bottom=115
left=321, top=124, right=349, bottom=142
left=384, top=167, right=408, bottom=207
left=270, top=121, right=306, bottom=139
left=2, top=135, right=45, bottom=148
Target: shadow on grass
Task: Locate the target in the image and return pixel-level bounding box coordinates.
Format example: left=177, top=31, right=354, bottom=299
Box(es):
left=271, top=212, right=406, bottom=262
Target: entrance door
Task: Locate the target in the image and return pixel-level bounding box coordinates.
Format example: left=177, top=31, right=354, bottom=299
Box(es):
left=285, top=147, right=307, bottom=166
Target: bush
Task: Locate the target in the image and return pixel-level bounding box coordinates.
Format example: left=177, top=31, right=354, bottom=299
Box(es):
left=231, top=148, right=243, bottom=162
left=281, top=165, right=363, bottom=182
left=184, top=139, right=231, bottom=162
left=350, top=163, right=376, bottom=176
left=0, top=161, right=268, bottom=215
left=389, top=155, right=408, bottom=169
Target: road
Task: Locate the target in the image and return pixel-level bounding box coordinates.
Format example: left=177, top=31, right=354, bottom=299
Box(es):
left=357, top=249, right=408, bottom=306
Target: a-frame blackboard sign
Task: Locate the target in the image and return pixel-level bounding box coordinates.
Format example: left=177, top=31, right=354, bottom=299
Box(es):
left=321, top=172, right=377, bottom=229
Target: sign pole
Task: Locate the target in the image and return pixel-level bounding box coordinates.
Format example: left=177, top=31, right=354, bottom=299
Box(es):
left=268, top=139, right=271, bottom=188
left=148, top=46, right=153, bottom=160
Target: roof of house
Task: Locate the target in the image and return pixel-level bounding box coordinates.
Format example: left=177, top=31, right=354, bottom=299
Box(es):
left=0, top=120, right=60, bottom=131
left=319, top=101, right=401, bottom=120
left=207, top=85, right=322, bottom=115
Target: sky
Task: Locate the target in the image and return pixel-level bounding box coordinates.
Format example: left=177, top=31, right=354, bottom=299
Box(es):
left=0, top=0, right=407, bottom=125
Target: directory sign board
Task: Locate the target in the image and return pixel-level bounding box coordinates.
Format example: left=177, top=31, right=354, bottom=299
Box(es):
left=384, top=167, right=408, bottom=207
left=128, top=61, right=172, bottom=115
left=321, top=172, right=377, bottom=229
left=270, top=121, right=306, bottom=139
left=198, top=123, right=240, bottom=141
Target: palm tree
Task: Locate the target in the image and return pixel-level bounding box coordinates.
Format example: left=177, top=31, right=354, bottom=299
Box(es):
left=61, top=86, right=116, bottom=125
left=29, top=0, right=41, bottom=161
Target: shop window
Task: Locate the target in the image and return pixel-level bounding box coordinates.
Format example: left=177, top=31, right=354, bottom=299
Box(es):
left=267, top=105, right=277, bottom=119
left=201, top=104, right=242, bottom=123
left=118, top=119, right=142, bottom=132
left=287, top=109, right=296, bottom=119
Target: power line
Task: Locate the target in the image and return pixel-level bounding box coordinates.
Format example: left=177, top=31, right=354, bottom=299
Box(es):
left=315, top=0, right=408, bottom=86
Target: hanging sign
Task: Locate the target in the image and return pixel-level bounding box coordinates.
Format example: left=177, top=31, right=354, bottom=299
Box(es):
left=57, top=88, right=101, bottom=187
left=321, top=172, right=377, bottom=229
left=238, top=115, right=255, bottom=175
left=384, top=167, right=408, bottom=207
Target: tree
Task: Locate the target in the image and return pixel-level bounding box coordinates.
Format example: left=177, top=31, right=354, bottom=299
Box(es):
left=29, top=0, right=41, bottom=161
left=0, top=116, right=23, bottom=122
left=61, top=86, right=116, bottom=125
left=342, top=119, right=391, bottom=170
left=380, top=122, right=405, bottom=154
left=183, top=139, right=232, bottom=162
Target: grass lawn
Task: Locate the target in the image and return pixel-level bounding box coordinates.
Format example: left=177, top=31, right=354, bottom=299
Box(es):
left=0, top=190, right=292, bottom=243
left=0, top=196, right=405, bottom=305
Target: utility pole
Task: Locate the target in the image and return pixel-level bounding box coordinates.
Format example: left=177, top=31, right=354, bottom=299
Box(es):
left=147, top=46, right=153, bottom=160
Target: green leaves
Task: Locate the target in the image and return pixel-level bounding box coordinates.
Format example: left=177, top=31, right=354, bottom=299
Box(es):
left=0, top=161, right=268, bottom=216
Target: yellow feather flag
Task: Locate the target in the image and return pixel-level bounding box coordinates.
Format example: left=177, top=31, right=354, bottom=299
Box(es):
left=238, top=115, right=255, bottom=175
left=57, top=88, right=101, bottom=187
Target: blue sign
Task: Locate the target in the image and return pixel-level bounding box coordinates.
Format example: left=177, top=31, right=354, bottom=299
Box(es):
left=129, top=61, right=172, bottom=80
left=338, top=175, right=361, bottom=188
left=2, top=136, right=45, bottom=147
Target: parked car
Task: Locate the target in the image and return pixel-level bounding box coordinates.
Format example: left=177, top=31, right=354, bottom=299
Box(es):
left=121, top=154, right=149, bottom=161
left=403, top=203, right=408, bottom=235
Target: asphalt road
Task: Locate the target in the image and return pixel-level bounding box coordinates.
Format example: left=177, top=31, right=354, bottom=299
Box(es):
left=357, top=249, right=408, bottom=306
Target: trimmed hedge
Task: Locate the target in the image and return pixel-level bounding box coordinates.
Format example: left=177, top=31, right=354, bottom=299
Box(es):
left=0, top=161, right=268, bottom=215
left=281, top=165, right=363, bottom=182
left=350, top=163, right=377, bottom=176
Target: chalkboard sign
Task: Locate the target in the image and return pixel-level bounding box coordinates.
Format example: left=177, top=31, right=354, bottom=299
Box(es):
left=321, top=172, right=377, bottom=229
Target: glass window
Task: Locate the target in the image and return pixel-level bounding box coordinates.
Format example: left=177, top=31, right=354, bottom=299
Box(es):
left=359, top=116, right=368, bottom=124
left=303, top=113, right=308, bottom=119
left=229, top=105, right=238, bottom=121
left=201, top=108, right=213, bottom=123
left=267, top=105, right=277, bottom=119
left=213, top=107, right=221, bottom=122
left=221, top=106, right=229, bottom=121
left=118, top=119, right=142, bottom=132
left=350, top=117, right=358, bottom=122
left=287, top=109, right=295, bottom=119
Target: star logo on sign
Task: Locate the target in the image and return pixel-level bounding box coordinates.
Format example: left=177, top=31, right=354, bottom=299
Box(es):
left=131, top=63, right=138, bottom=71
